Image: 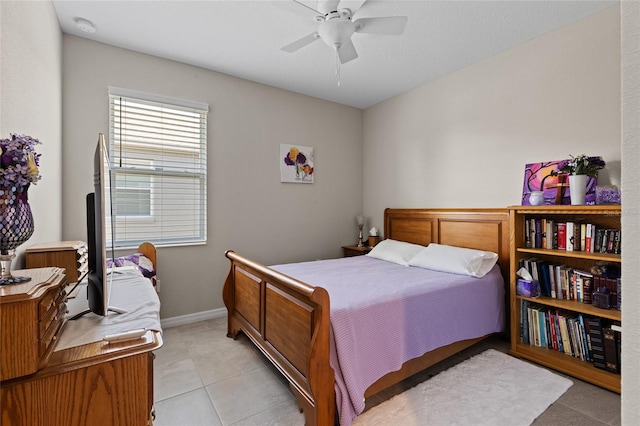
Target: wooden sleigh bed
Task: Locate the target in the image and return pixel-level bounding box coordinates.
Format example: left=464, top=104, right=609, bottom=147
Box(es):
left=223, top=208, right=510, bottom=425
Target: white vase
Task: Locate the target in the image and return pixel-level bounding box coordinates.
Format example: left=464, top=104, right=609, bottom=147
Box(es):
left=529, top=191, right=544, bottom=206
left=569, top=174, right=587, bottom=205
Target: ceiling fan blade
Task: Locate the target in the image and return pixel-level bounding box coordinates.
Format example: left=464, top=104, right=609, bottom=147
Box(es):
left=337, top=38, right=358, bottom=64
left=281, top=32, right=320, bottom=53
left=271, top=1, right=323, bottom=18
left=354, top=16, right=408, bottom=35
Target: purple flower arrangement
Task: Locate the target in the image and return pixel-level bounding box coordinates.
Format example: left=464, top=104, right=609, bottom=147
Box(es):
left=0, top=134, right=41, bottom=189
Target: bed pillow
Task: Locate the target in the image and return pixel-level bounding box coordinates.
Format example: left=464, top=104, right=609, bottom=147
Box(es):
left=408, top=243, right=498, bottom=278
left=365, top=239, right=425, bottom=266
left=107, top=253, right=156, bottom=279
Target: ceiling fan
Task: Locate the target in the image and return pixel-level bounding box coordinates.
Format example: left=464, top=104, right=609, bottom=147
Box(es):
left=274, top=0, right=408, bottom=65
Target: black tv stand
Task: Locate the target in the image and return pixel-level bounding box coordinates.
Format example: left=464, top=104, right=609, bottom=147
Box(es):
left=68, top=305, right=127, bottom=321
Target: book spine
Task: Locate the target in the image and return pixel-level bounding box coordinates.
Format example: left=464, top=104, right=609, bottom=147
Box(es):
left=614, top=230, right=621, bottom=255
left=616, top=278, right=621, bottom=310
left=585, top=223, right=592, bottom=253
left=595, top=228, right=605, bottom=253
left=579, top=315, right=591, bottom=362
left=557, top=222, right=566, bottom=250
left=555, top=265, right=564, bottom=300
left=521, top=300, right=529, bottom=344
left=530, top=219, right=536, bottom=250
left=607, top=230, right=615, bottom=253
left=548, top=263, right=556, bottom=299
left=558, top=314, right=572, bottom=356
left=566, top=222, right=575, bottom=251
left=603, top=327, right=620, bottom=374
left=554, top=312, right=564, bottom=353
left=582, top=276, right=593, bottom=304
left=587, top=317, right=606, bottom=370
left=600, top=229, right=610, bottom=253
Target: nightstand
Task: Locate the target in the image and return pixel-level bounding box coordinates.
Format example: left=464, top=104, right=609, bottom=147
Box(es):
left=342, top=245, right=373, bottom=257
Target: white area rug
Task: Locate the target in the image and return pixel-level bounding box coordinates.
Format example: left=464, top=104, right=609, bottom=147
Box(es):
left=353, top=349, right=573, bottom=426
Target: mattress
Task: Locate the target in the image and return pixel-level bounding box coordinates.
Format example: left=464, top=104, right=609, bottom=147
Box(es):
left=272, top=255, right=505, bottom=425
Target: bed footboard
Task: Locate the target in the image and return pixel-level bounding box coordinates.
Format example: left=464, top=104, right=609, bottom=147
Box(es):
left=223, top=250, right=334, bottom=426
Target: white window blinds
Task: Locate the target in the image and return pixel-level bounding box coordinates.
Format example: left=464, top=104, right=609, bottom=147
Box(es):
left=108, top=87, right=208, bottom=248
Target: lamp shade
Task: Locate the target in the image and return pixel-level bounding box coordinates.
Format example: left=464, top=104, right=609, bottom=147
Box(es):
left=356, top=215, right=365, bottom=226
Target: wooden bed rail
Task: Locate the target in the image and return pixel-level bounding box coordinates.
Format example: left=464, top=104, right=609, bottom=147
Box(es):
left=223, top=250, right=335, bottom=426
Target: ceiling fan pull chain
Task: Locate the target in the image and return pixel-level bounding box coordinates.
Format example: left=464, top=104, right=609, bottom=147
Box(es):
left=335, top=45, right=341, bottom=87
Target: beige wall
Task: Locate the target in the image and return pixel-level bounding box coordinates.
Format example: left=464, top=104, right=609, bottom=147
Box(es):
left=61, top=36, right=363, bottom=319
left=621, top=2, right=640, bottom=423
left=362, top=5, right=621, bottom=233
left=0, top=0, right=63, bottom=264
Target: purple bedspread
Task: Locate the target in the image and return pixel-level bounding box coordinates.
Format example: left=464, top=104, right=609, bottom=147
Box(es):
left=271, top=255, right=505, bottom=426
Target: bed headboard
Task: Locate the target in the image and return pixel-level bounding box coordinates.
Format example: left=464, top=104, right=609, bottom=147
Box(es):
left=384, top=208, right=510, bottom=282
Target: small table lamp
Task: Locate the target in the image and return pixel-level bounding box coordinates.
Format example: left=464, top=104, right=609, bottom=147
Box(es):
left=356, top=215, right=365, bottom=247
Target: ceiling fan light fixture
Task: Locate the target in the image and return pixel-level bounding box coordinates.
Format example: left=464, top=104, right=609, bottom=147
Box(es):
left=75, top=17, right=96, bottom=33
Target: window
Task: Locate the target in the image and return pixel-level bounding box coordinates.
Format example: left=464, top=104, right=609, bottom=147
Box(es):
left=108, top=87, right=208, bottom=248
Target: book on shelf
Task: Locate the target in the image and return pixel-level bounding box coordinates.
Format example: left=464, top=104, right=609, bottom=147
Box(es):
left=519, top=301, right=621, bottom=372
left=566, top=222, right=575, bottom=251
left=588, top=318, right=607, bottom=370
left=522, top=218, right=621, bottom=254
left=525, top=219, right=532, bottom=248
left=519, top=257, right=620, bottom=307
left=602, top=326, right=620, bottom=374
left=557, top=222, right=566, bottom=250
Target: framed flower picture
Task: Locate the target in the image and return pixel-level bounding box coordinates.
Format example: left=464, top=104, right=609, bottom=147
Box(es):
left=522, top=160, right=598, bottom=205
left=281, top=144, right=314, bottom=184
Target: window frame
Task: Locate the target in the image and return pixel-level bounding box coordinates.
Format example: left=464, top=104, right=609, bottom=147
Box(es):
left=108, top=86, right=208, bottom=249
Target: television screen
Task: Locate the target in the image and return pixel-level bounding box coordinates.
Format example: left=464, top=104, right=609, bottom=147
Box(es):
left=72, top=133, right=116, bottom=318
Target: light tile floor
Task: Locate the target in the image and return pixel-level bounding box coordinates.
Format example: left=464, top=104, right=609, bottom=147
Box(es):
left=153, top=317, right=621, bottom=425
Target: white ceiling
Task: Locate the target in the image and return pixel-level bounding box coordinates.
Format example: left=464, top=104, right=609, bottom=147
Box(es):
left=52, top=0, right=618, bottom=109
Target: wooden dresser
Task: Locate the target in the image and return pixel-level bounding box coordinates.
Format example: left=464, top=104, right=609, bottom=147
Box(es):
left=1, top=268, right=162, bottom=425
left=25, top=240, right=89, bottom=284
left=0, top=268, right=67, bottom=381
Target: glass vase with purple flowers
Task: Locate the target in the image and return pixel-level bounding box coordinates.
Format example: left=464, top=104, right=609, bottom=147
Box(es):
left=0, top=134, right=41, bottom=285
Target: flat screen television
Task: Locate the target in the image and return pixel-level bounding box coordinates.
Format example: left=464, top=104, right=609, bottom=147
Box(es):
left=71, top=133, right=122, bottom=319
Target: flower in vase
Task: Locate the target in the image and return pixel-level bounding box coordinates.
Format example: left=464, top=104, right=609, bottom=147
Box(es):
left=553, top=154, right=605, bottom=177
left=0, top=134, right=42, bottom=189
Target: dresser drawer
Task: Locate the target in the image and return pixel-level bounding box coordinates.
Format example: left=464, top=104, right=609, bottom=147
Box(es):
left=39, top=304, right=66, bottom=357
left=0, top=268, right=67, bottom=381
left=39, top=287, right=62, bottom=318
left=39, top=290, right=66, bottom=337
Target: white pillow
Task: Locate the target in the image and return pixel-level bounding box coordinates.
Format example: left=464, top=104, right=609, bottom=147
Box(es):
left=366, top=239, right=425, bottom=266
left=408, top=243, right=499, bottom=278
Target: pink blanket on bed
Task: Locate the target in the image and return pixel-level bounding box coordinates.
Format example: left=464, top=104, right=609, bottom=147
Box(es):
left=272, top=255, right=505, bottom=426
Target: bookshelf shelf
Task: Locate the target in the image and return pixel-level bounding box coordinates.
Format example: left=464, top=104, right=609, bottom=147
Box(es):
left=508, top=205, right=621, bottom=394
left=515, top=248, right=621, bottom=263
left=516, top=295, right=621, bottom=321
left=513, top=343, right=620, bottom=393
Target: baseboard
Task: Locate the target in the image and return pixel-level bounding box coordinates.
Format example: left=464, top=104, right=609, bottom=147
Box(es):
left=160, top=307, right=227, bottom=329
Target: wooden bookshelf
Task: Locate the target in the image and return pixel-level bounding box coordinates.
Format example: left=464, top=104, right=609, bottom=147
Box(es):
left=508, top=205, right=621, bottom=393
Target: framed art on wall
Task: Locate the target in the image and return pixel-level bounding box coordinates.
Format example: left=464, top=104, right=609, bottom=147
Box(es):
left=281, top=144, right=314, bottom=184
